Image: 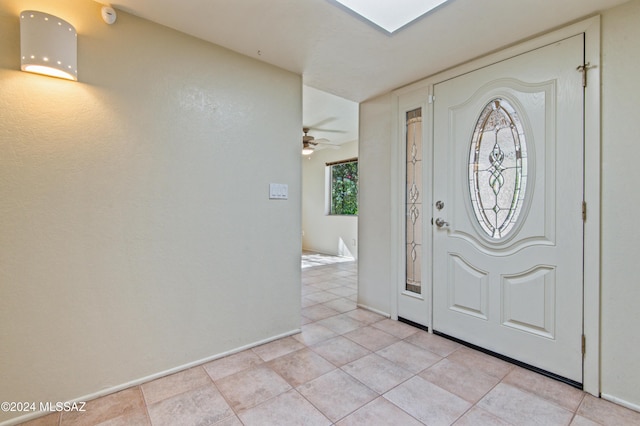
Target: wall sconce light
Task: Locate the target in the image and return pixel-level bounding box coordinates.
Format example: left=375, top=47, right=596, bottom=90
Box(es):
left=20, top=11, right=78, bottom=81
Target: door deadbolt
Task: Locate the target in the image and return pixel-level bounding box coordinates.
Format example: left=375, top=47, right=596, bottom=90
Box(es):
left=435, top=200, right=445, bottom=210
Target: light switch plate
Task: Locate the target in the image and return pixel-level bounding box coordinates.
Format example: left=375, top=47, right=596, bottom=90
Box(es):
left=269, top=183, right=288, bottom=200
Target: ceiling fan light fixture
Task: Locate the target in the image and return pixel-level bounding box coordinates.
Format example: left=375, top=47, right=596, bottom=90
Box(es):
left=302, top=142, right=315, bottom=155
left=302, top=127, right=317, bottom=155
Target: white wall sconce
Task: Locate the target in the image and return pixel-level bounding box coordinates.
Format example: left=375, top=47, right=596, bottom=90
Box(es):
left=20, top=10, right=78, bottom=81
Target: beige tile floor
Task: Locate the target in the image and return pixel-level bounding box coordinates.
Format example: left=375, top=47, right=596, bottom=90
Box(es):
left=20, top=256, right=640, bottom=425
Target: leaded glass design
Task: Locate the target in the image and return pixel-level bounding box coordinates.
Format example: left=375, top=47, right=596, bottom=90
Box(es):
left=469, top=98, right=527, bottom=239
left=406, top=108, right=422, bottom=294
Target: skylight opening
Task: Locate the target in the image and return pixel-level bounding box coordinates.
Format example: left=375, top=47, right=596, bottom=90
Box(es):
left=333, top=0, right=450, bottom=33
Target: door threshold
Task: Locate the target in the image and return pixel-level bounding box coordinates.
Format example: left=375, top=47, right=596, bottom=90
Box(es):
left=433, top=330, right=583, bottom=390
left=398, top=317, right=429, bottom=332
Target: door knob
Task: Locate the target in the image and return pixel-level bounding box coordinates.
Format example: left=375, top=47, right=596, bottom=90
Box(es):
left=435, top=218, right=449, bottom=228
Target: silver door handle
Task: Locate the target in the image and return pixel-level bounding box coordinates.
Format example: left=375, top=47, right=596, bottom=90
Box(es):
left=435, top=218, right=449, bottom=228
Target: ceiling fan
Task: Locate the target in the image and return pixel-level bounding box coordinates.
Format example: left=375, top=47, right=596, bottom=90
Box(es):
left=302, top=127, right=340, bottom=155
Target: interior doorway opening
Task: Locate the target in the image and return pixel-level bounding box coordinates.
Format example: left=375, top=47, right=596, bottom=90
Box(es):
left=301, top=85, right=359, bottom=261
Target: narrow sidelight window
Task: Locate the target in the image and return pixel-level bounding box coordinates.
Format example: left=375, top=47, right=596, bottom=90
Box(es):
left=406, top=108, right=422, bottom=294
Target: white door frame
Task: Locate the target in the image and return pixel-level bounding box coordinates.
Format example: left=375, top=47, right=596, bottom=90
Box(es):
left=390, top=16, right=601, bottom=396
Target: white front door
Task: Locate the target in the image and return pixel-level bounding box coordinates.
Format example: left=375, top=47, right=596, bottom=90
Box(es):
left=432, top=35, right=584, bottom=383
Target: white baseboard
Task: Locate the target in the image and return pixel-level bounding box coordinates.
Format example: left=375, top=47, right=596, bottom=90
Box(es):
left=0, top=328, right=301, bottom=426
left=356, top=303, right=391, bottom=318
left=601, top=393, right=640, bottom=413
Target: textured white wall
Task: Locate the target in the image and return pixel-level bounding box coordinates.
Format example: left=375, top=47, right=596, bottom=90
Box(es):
left=0, top=1, right=301, bottom=422
left=302, top=140, right=358, bottom=258
left=600, top=0, right=640, bottom=409
left=357, top=93, right=393, bottom=315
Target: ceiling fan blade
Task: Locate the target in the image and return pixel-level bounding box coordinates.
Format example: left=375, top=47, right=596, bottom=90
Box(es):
left=318, top=140, right=345, bottom=147
left=310, top=128, right=348, bottom=134
left=305, top=117, right=338, bottom=129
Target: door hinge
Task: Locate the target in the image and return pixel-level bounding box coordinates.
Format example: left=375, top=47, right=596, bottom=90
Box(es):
left=582, top=334, right=586, bottom=356
left=582, top=201, right=587, bottom=222
left=428, top=95, right=435, bottom=104
left=577, top=62, right=596, bottom=88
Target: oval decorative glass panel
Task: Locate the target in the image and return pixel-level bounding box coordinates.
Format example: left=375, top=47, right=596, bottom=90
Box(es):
left=469, top=98, right=527, bottom=239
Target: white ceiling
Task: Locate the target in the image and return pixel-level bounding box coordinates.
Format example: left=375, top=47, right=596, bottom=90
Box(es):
left=107, top=0, right=628, bottom=143
left=303, top=85, right=358, bottom=146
